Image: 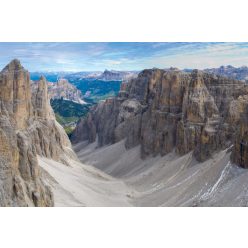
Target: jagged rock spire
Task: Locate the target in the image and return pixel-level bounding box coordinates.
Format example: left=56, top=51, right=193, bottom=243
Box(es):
left=0, top=59, right=32, bottom=129
left=1, top=59, right=24, bottom=73
left=32, top=75, right=54, bottom=119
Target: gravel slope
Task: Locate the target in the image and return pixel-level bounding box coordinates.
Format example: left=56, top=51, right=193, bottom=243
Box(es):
left=39, top=141, right=248, bottom=206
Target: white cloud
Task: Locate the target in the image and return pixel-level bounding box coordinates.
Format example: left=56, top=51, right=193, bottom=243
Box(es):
left=1, top=42, right=248, bottom=71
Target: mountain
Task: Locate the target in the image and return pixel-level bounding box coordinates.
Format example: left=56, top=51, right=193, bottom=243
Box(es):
left=31, top=70, right=139, bottom=82
left=32, top=78, right=88, bottom=132
left=0, top=59, right=78, bottom=206
left=204, top=65, right=248, bottom=81
left=48, top=79, right=86, bottom=104
left=32, top=78, right=86, bottom=104
left=64, top=71, right=102, bottom=80
left=72, top=69, right=248, bottom=174
left=63, top=70, right=138, bottom=102
left=31, top=70, right=138, bottom=104
left=4, top=60, right=248, bottom=207
left=30, top=71, right=72, bottom=82
left=96, top=70, right=138, bottom=81
left=64, top=70, right=138, bottom=81
left=0, top=59, right=140, bottom=207
left=68, top=68, right=248, bottom=206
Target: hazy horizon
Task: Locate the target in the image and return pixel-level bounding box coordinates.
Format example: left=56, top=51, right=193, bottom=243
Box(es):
left=1, top=42, right=248, bottom=72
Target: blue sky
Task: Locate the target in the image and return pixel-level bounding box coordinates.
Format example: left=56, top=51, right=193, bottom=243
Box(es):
left=0, top=42, right=248, bottom=71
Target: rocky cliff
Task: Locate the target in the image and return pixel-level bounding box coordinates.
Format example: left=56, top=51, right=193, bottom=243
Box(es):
left=32, top=78, right=85, bottom=104
left=71, top=68, right=248, bottom=167
left=0, top=59, right=77, bottom=206
left=230, top=95, right=248, bottom=168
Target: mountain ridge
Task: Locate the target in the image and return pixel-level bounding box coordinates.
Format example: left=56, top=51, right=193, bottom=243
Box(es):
left=72, top=68, right=248, bottom=168
left=204, top=65, right=248, bottom=81
left=32, top=78, right=86, bottom=104
left=2, top=59, right=248, bottom=207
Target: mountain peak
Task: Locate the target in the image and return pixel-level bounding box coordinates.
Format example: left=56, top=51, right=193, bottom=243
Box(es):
left=2, top=59, right=24, bottom=72
left=37, top=76, right=48, bottom=92
left=39, top=75, right=46, bottom=81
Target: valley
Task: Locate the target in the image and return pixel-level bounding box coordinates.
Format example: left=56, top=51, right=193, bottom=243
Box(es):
left=1, top=58, right=248, bottom=206
left=50, top=98, right=92, bottom=136
left=41, top=140, right=248, bottom=207
left=30, top=72, right=124, bottom=135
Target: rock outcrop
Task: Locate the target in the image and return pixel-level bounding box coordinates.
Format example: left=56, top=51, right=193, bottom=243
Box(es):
left=32, top=76, right=54, bottom=119
left=0, top=59, right=32, bottom=130
left=30, top=77, right=77, bottom=164
left=230, top=95, right=248, bottom=168
left=72, top=68, right=248, bottom=167
left=0, top=59, right=77, bottom=206
left=32, top=78, right=85, bottom=104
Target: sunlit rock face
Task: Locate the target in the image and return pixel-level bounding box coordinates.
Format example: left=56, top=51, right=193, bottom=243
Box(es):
left=0, top=59, right=32, bottom=130
left=72, top=68, right=248, bottom=167
left=0, top=60, right=77, bottom=206
left=47, top=78, right=85, bottom=104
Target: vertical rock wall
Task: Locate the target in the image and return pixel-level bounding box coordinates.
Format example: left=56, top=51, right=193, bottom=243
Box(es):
left=0, top=60, right=77, bottom=206
left=72, top=68, right=248, bottom=167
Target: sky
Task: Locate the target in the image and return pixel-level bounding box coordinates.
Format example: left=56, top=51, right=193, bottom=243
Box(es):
left=0, top=42, right=248, bottom=72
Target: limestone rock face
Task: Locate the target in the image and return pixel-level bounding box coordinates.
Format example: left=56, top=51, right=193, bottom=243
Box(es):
left=48, top=79, right=85, bottom=104
left=72, top=68, right=248, bottom=166
left=30, top=77, right=77, bottom=163
left=230, top=96, right=248, bottom=168
left=32, top=76, right=54, bottom=119
left=0, top=60, right=77, bottom=206
left=71, top=112, right=96, bottom=144
left=0, top=59, right=32, bottom=130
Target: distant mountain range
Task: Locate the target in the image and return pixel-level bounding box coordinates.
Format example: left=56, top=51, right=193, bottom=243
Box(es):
left=97, top=70, right=138, bottom=81
left=204, top=65, right=248, bottom=81
left=64, top=70, right=138, bottom=81
left=30, top=70, right=138, bottom=104
left=30, top=70, right=139, bottom=82
left=31, top=66, right=248, bottom=82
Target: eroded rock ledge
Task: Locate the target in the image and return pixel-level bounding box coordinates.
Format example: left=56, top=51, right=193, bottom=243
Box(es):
left=72, top=68, right=248, bottom=168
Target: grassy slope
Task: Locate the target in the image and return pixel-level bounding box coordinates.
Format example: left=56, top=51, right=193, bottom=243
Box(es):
left=68, top=79, right=121, bottom=103
left=51, top=98, right=93, bottom=136
left=49, top=80, right=121, bottom=137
